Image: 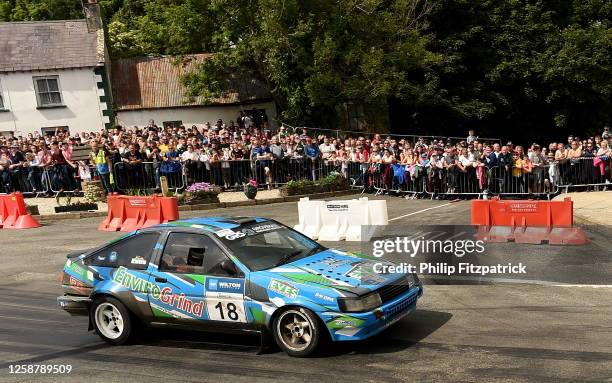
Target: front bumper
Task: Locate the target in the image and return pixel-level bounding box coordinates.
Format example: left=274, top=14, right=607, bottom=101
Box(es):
left=57, top=295, right=91, bottom=316
left=323, top=285, right=423, bottom=342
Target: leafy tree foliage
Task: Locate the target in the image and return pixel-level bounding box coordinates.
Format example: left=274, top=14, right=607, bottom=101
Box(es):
left=0, top=0, right=83, bottom=21
left=403, top=0, right=611, bottom=140
left=0, top=0, right=609, bottom=140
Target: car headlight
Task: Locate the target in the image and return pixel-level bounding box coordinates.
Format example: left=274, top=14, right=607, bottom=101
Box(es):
left=405, top=273, right=421, bottom=288
left=406, top=273, right=415, bottom=288
left=338, top=293, right=382, bottom=312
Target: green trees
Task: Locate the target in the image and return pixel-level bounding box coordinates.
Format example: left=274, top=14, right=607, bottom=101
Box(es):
left=0, top=0, right=83, bottom=21
left=406, top=0, right=611, bottom=139
left=0, top=0, right=609, bottom=139
left=180, top=0, right=436, bottom=128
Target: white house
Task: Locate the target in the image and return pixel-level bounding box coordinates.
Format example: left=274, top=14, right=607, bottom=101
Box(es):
left=0, top=1, right=111, bottom=137
left=110, top=54, right=277, bottom=129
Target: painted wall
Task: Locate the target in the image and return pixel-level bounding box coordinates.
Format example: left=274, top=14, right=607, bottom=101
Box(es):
left=0, top=68, right=108, bottom=135
left=115, top=101, right=278, bottom=130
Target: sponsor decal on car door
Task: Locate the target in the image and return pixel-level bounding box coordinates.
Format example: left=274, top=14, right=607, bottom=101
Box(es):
left=147, top=272, right=207, bottom=320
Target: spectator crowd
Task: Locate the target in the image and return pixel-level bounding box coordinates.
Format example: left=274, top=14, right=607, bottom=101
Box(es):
left=0, top=118, right=610, bottom=199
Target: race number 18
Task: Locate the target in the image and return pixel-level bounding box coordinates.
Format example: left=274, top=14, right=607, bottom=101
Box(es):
left=207, top=299, right=246, bottom=322
left=215, top=302, right=239, bottom=320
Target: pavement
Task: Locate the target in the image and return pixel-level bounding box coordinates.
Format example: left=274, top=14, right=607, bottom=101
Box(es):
left=554, top=191, right=611, bottom=228
left=25, top=189, right=284, bottom=216
left=0, top=195, right=611, bottom=382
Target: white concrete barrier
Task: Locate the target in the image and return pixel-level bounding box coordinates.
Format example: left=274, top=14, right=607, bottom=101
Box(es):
left=294, top=197, right=388, bottom=241
left=294, top=198, right=325, bottom=239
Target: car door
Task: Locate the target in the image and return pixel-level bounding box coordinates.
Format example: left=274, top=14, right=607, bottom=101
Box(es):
left=85, top=231, right=162, bottom=320
left=148, top=231, right=247, bottom=325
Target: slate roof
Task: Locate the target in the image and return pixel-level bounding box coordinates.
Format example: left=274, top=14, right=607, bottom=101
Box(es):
left=0, top=20, right=104, bottom=72
left=111, top=54, right=273, bottom=110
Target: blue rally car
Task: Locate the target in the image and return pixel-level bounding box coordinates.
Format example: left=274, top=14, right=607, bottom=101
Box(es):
left=58, top=217, right=422, bottom=356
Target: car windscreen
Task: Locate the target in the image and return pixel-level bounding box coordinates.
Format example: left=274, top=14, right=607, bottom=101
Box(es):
left=217, top=222, right=323, bottom=271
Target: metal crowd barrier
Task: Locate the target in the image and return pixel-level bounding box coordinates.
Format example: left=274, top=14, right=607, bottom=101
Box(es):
left=0, top=165, right=84, bottom=195
left=184, top=159, right=253, bottom=191
left=356, top=156, right=610, bottom=198
left=113, top=161, right=184, bottom=193
left=0, top=166, right=50, bottom=196
left=253, top=158, right=328, bottom=188
left=364, top=163, right=430, bottom=197
left=6, top=156, right=608, bottom=199
left=552, top=156, right=612, bottom=191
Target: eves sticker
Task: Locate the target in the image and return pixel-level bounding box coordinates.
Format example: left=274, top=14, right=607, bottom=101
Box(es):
left=268, top=279, right=299, bottom=299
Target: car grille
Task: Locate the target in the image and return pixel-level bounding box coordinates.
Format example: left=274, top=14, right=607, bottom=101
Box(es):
left=385, top=292, right=418, bottom=319
left=376, top=276, right=411, bottom=303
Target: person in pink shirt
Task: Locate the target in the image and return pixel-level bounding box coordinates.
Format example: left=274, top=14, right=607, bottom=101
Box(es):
left=61, top=142, right=73, bottom=161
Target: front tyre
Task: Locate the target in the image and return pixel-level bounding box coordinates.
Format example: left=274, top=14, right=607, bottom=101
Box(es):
left=91, top=297, right=132, bottom=345
left=273, top=307, right=321, bottom=357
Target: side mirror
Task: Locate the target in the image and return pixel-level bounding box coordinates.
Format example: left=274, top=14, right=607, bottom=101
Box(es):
left=220, top=259, right=238, bottom=276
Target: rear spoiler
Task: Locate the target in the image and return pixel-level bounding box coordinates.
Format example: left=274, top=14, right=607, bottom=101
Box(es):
left=66, top=249, right=93, bottom=259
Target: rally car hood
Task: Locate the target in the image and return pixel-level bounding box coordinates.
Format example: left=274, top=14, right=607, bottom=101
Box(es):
left=266, top=249, right=403, bottom=294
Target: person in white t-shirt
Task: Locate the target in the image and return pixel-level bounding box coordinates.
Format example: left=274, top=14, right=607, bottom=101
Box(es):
left=318, top=137, right=336, bottom=160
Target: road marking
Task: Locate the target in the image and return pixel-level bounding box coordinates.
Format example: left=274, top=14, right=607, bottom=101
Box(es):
left=424, top=275, right=612, bottom=287
left=389, top=203, right=454, bottom=222
left=551, top=284, right=612, bottom=288
left=0, top=314, right=67, bottom=325
left=0, top=302, right=58, bottom=312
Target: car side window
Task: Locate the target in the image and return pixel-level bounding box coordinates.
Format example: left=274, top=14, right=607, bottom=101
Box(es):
left=85, top=232, right=159, bottom=270
left=159, top=232, right=233, bottom=276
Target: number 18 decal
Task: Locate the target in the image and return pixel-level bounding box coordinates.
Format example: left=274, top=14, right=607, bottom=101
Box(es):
left=207, top=299, right=246, bottom=322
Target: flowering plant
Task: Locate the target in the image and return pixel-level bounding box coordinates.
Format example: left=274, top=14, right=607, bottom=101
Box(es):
left=186, top=182, right=212, bottom=193
left=179, top=182, right=220, bottom=205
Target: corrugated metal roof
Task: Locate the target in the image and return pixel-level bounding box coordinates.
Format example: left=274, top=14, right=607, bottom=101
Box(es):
left=111, top=54, right=272, bottom=110
left=0, top=20, right=104, bottom=72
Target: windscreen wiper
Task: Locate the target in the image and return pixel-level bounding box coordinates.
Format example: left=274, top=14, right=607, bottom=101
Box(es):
left=274, top=250, right=303, bottom=267
left=305, top=244, right=326, bottom=257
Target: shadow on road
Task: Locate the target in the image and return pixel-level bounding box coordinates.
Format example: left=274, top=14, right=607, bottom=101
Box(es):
left=318, top=309, right=452, bottom=357
left=133, top=309, right=452, bottom=357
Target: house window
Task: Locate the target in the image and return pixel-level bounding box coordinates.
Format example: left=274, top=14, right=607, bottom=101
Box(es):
left=33, top=76, right=63, bottom=107
left=41, top=126, right=69, bottom=136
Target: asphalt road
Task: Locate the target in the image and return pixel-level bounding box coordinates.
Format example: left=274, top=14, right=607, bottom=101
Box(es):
left=0, top=195, right=611, bottom=382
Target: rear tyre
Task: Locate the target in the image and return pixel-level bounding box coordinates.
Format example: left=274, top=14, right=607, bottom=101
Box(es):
left=91, top=296, right=132, bottom=345
left=273, top=307, right=321, bottom=357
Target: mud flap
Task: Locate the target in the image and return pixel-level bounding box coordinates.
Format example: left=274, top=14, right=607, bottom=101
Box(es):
left=257, top=325, right=275, bottom=355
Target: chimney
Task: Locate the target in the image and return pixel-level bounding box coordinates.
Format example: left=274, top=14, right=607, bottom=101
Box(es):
left=83, top=0, right=103, bottom=33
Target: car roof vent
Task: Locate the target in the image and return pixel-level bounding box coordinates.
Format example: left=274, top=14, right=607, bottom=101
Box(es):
left=231, top=217, right=259, bottom=224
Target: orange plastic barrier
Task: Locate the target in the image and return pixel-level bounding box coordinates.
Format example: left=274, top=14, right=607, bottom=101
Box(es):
left=471, top=197, right=588, bottom=245
left=98, top=194, right=179, bottom=232
left=0, top=192, right=41, bottom=229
